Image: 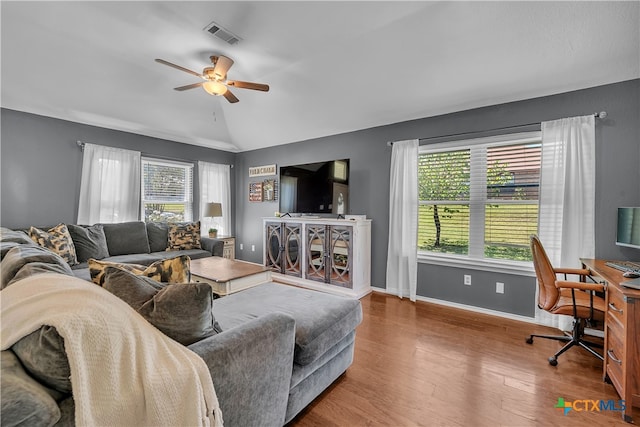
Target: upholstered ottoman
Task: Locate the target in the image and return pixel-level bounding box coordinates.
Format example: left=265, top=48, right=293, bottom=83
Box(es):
left=213, top=282, right=363, bottom=423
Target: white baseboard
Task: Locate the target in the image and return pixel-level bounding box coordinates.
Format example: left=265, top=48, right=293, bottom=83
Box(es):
left=371, top=286, right=539, bottom=325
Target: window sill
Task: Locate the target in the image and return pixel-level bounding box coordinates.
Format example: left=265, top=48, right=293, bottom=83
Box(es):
left=417, top=252, right=536, bottom=277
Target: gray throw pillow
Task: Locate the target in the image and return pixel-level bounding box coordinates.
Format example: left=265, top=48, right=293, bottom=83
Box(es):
left=1, top=241, right=28, bottom=260
left=1, top=245, right=73, bottom=290
left=67, top=224, right=109, bottom=262
left=0, top=227, right=34, bottom=244
left=1, top=351, right=62, bottom=426
left=9, top=262, right=76, bottom=286
left=102, top=267, right=221, bottom=345
left=101, top=221, right=150, bottom=256
left=146, top=222, right=169, bottom=252
left=11, top=326, right=71, bottom=394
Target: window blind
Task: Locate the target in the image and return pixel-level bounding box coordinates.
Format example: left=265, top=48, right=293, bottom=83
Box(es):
left=141, top=158, right=194, bottom=223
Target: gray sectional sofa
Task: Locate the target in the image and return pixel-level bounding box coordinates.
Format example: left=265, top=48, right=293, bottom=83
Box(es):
left=27, top=221, right=225, bottom=281
left=0, top=224, right=362, bottom=426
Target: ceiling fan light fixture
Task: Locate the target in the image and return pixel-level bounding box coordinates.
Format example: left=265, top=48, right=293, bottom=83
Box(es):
left=202, top=81, right=228, bottom=96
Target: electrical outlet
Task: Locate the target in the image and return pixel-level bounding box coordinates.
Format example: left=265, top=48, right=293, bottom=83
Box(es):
left=251, top=245, right=255, bottom=252
left=464, top=275, right=472, bottom=286
left=239, top=243, right=243, bottom=250
left=496, top=282, right=505, bottom=294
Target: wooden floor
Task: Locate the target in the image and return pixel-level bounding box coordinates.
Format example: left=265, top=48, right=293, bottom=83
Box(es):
left=288, top=291, right=638, bottom=426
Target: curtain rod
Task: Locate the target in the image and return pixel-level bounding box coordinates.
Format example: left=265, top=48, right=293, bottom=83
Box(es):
left=386, top=111, right=607, bottom=146
left=76, top=140, right=234, bottom=168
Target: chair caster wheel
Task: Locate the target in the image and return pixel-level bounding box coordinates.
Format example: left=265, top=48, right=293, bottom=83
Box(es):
left=526, top=337, right=533, bottom=344
left=548, top=357, right=558, bottom=366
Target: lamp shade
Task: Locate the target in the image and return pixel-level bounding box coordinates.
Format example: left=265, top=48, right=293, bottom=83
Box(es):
left=205, top=202, right=223, bottom=217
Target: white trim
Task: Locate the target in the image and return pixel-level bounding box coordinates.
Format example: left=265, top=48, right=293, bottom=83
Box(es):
left=141, top=156, right=194, bottom=169
left=371, top=286, right=540, bottom=324
left=417, top=252, right=536, bottom=276
left=419, top=131, right=541, bottom=153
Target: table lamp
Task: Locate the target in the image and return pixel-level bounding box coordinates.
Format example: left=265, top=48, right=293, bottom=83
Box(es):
left=205, top=202, right=222, bottom=237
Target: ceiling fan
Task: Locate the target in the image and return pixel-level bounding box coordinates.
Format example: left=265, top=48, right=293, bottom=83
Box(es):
left=155, top=55, right=269, bottom=103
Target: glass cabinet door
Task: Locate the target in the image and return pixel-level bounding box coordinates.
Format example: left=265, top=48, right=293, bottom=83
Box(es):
left=265, top=222, right=283, bottom=272
left=283, top=224, right=302, bottom=277
left=306, top=225, right=327, bottom=282
left=329, top=226, right=352, bottom=288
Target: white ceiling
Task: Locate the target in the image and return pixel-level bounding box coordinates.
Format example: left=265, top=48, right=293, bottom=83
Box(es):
left=2, top=1, right=639, bottom=153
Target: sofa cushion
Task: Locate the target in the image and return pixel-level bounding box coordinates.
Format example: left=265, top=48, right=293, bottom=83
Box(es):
left=11, top=326, right=71, bottom=393
left=146, top=222, right=169, bottom=252
left=1, top=245, right=74, bottom=289
left=0, top=227, right=34, bottom=245
left=214, top=282, right=362, bottom=366
left=102, top=267, right=221, bottom=345
left=1, top=351, right=62, bottom=426
left=28, top=224, right=78, bottom=266
left=10, top=262, right=76, bottom=285
left=167, top=221, right=201, bottom=250
left=88, top=255, right=191, bottom=286
left=101, top=221, right=150, bottom=256
left=67, top=224, right=109, bottom=262
left=1, top=241, right=27, bottom=259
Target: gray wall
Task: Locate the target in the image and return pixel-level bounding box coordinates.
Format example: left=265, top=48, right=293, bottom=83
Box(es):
left=235, top=79, right=640, bottom=317
left=1, top=109, right=236, bottom=229
left=2, top=80, right=638, bottom=317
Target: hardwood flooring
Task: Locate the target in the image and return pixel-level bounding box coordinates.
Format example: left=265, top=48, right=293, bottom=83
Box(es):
left=288, top=291, right=638, bottom=426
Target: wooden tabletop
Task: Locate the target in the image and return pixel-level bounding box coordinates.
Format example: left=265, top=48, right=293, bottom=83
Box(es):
left=581, top=258, right=640, bottom=297
left=190, top=256, right=268, bottom=283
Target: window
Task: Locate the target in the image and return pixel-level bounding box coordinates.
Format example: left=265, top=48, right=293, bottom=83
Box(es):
left=141, top=158, right=193, bottom=223
left=418, top=132, right=541, bottom=262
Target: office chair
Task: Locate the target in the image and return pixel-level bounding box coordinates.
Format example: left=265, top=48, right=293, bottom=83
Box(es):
left=526, top=235, right=606, bottom=366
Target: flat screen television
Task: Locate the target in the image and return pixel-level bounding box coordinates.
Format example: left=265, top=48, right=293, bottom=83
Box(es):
left=279, top=159, right=349, bottom=215
left=616, top=207, right=640, bottom=249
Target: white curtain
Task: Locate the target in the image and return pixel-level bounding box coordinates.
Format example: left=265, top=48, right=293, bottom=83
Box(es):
left=386, top=139, right=419, bottom=301
left=536, top=115, right=595, bottom=329
left=77, top=143, right=141, bottom=224
left=198, top=161, right=231, bottom=236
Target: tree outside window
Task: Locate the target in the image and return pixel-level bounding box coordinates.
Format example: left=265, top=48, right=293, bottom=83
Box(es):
left=418, top=135, right=541, bottom=262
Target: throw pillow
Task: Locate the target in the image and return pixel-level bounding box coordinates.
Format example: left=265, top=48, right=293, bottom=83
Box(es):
left=102, top=267, right=221, bottom=345
left=0, top=227, right=34, bottom=245
left=167, top=221, right=201, bottom=250
left=1, top=245, right=74, bottom=290
left=67, top=224, right=109, bottom=262
left=1, top=351, right=63, bottom=426
left=88, top=255, right=191, bottom=286
left=28, top=224, right=78, bottom=266
left=101, top=221, right=150, bottom=256
left=11, top=326, right=71, bottom=394
left=146, top=222, right=169, bottom=252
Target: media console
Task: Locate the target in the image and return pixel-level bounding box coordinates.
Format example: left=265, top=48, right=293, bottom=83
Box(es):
left=263, top=217, right=371, bottom=298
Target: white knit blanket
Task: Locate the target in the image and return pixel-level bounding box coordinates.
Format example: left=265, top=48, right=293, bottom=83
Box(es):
left=1, top=273, right=223, bottom=427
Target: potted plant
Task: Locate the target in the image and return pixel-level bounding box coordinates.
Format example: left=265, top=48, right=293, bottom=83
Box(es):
left=208, top=228, right=218, bottom=238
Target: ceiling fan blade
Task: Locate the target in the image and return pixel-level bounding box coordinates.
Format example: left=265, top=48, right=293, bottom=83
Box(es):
left=155, top=59, right=202, bottom=78
left=210, top=55, right=234, bottom=80
left=223, top=89, right=239, bottom=103
left=226, top=80, right=270, bottom=92
left=174, top=82, right=204, bottom=91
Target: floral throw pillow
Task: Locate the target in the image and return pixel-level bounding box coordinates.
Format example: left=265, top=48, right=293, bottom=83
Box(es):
left=167, top=222, right=201, bottom=250
left=29, top=224, right=78, bottom=266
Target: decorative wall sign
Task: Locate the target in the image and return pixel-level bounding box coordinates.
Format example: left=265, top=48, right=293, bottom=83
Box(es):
left=263, top=179, right=277, bottom=201
left=249, top=164, right=277, bottom=177
left=249, top=182, right=263, bottom=202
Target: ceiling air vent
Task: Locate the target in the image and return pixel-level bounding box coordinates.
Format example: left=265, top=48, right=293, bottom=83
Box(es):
left=204, top=21, right=241, bottom=45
